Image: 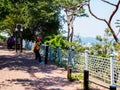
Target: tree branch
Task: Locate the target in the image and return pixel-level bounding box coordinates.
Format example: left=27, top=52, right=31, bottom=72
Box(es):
left=101, top=0, right=116, bottom=6
left=76, top=2, right=88, bottom=8
left=87, top=0, right=120, bottom=43
left=108, top=0, right=120, bottom=24
left=69, top=2, right=88, bottom=10
left=87, top=3, right=107, bottom=23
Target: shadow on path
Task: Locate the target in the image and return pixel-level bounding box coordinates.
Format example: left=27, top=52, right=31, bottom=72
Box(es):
left=0, top=46, right=83, bottom=90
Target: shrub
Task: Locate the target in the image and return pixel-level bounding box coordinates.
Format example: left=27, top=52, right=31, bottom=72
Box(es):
left=68, top=73, right=83, bottom=82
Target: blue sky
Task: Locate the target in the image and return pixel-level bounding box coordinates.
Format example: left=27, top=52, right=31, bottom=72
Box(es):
left=62, top=0, right=120, bottom=38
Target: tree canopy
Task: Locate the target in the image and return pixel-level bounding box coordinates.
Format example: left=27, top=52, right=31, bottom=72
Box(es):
left=0, top=0, right=62, bottom=41
left=55, top=0, right=88, bottom=42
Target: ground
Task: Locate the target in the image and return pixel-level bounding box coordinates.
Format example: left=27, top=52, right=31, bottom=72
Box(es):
left=0, top=43, right=108, bottom=90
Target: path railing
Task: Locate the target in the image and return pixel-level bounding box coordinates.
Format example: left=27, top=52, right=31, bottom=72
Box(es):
left=23, top=41, right=119, bottom=90
left=46, top=46, right=120, bottom=90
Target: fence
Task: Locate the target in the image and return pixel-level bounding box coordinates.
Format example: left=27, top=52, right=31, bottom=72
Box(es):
left=46, top=46, right=120, bottom=90
left=23, top=41, right=120, bottom=90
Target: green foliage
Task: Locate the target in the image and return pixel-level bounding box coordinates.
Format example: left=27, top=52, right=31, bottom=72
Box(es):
left=56, top=0, right=88, bottom=17
left=54, top=0, right=88, bottom=42
left=44, top=34, right=85, bottom=52
left=115, top=19, right=120, bottom=28
left=96, top=36, right=102, bottom=42
left=68, top=73, right=83, bottom=82
left=1, top=13, right=24, bottom=36
left=24, top=0, right=62, bottom=40
left=69, top=41, right=85, bottom=52
left=0, top=34, right=6, bottom=40
left=0, top=0, right=62, bottom=41
left=90, top=44, right=102, bottom=55
left=113, top=43, right=120, bottom=61
left=0, top=0, right=13, bottom=20
left=89, top=28, right=114, bottom=57
left=113, top=43, right=120, bottom=51
left=44, top=35, right=69, bottom=49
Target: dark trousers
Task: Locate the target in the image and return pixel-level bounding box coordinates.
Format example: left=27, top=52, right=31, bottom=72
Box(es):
left=9, top=42, right=14, bottom=49
left=34, top=51, right=41, bottom=63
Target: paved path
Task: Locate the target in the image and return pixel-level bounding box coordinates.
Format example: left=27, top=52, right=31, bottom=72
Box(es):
left=0, top=45, right=83, bottom=90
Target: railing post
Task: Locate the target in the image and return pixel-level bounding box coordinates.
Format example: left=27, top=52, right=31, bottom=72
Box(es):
left=57, top=46, right=61, bottom=65
left=84, top=50, right=89, bottom=90
left=45, top=43, right=49, bottom=64
left=49, top=45, right=52, bottom=61
left=15, top=30, right=18, bottom=53
left=69, top=48, right=73, bottom=66
left=67, top=47, right=73, bottom=79
left=110, top=54, right=116, bottom=90
left=20, top=30, right=23, bottom=53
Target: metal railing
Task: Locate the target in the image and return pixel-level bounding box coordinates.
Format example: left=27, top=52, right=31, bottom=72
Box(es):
left=23, top=42, right=120, bottom=89
left=46, top=46, right=120, bottom=89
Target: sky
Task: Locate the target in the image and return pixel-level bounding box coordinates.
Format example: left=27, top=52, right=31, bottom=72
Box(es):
left=62, top=0, right=120, bottom=38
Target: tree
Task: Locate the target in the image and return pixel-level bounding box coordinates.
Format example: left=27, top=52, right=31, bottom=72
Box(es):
left=55, top=0, right=88, bottom=42
left=87, top=0, right=120, bottom=44
left=95, top=28, right=113, bottom=57
left=0, top=0, right=62, bottom=41
left=0, top=0, right=13, bottom=21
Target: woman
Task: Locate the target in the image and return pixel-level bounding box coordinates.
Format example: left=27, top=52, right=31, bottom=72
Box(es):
left=34, top=36, right=43, bottom=64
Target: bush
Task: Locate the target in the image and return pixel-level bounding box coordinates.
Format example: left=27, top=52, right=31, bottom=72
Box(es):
left=68, top=73, right=83, bottom=82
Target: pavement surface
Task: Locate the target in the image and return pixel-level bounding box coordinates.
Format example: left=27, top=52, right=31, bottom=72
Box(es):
left=0, top=44, right=83, bottom=90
